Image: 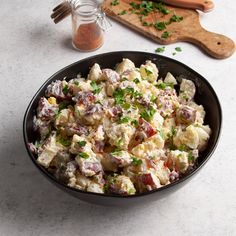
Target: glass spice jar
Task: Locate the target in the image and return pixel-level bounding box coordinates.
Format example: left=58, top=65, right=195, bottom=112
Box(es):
left=71, top=0, right=109, bottom=51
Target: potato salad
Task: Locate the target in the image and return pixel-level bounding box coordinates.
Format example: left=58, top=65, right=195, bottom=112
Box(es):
left=29, top=58, right=211, bottom=195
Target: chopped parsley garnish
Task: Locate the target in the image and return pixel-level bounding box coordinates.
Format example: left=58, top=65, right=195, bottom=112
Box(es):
left=129, top=2, right=140, bottom=9
left=131, top=119, right=139, bottom=127
left=155, top=2, right=170, bottom=15
left=118, top=116, right=131, bottom=124
left=58, top=136, right=71, bottom=147
left=132, top=157, right=143, bottom=166
left=113, top=88, right=125, bottom=104
left=169, top=14, right=183, bottom=23
left=118, top=10, right=127, bottom=15
left=150, top=95, right=157, bottom=103
left=188, top=153, right=194, bottom=161
left=74, top=81, right=80, bottom=86
left=156, top=82, right=174, bottom=89
left=133, top=78, right=140, bottom=84
left=140, top=106, right=156, bottom=121
left=175, top=47, right=182, bottom=52
left=172, top=52, right=176, bottom=56
left=122, top=103, right=131, bottom=110
left=145, top=68, right=153, bottom=76
left=171, top=126, right=177, bottom=136
left=77, top=141, right=86, bottom=147
left=111, top=0, right=119, bottom=6
left=154, top=21, right=166, bottom=31
left=78, top=152, right=89, bottom=159
left=142, top=21, right=152, bottom=27
left=155, top=46, right=165, bottom=53
left=62, top=85, right=69, bottom=94
left=178, top=144, right=187, bottom=151
left=161, top=31, right=170, bottom=39
left=90, top=81, right=102, bottom=94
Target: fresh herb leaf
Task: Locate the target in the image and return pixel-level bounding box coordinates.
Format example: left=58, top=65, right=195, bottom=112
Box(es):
left=78, top=152, right=89, bottom=159
left=188, top=152, right=194, bottom=161
left=133, top=78, right=140, bottom=84
left=113, top=88, right=125, bottom=104
left=161, top=31, right=170, bottom=39
left=171, top=126, right=177, bottom=136
left=172, top=52, right=176, bottom=56
left=155, top=2, right=170, bottom=15
left=169, top=14, right=183, bottom=23
left=132, top=157, right=143, bottom=166
left=77, top=141, right=86, bottom=147
left=155, top=46, right=165, bottom=53
left=175, top=47, right=182, bottom=52
left=145, top=68, right=152, bottom=76
left=150, top=95, right=157, bottom=103
left=140, top=106, right=156, bottom=121
left=74, top=81, right=80, bottom=86
left=118, top=116, right=130, bottom=124
left=129, top=2, right=140, bottom=9
left=111, top=0, right=119, bottom=6
left=142, top=21, right=152, bottom=27
left=62, top=85, right=69, bottom=94
left=118, top=10, right=127, bottom=15
left=154, top=21, right=166, bottom=31
left=90, top=81, right=102, bottom=94
left=156, top=82, right=174, bottom=89
left=122, top=103, right=131, bottom=110
left=131, top=119, right=139, bottom=127
left=58, top=136, right=71, bottom=147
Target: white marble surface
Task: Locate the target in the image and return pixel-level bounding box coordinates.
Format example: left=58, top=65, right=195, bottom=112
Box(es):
left=0, top=0, right=236, bottom=235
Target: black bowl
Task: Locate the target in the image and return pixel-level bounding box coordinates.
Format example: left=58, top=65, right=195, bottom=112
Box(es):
left=23, top=51, right=222, bottom=206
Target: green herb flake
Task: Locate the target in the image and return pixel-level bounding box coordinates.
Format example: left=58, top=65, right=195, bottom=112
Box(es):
left=154, top=21, right=166, bottom=31
left=142, top=21, right=152, bottom=27
left=131, top=119, right=139, bottom=127
left=155, top=2, right=170, bottom=15
left=132, top=157, right=143, bottom=166
left=118, top=116, right=131, bottom=124
left=171, top=126, right=177, bottom=136
left=113, top=88, right=125, bottom=104
left=77, top=141, right=86, bottom=147
left=129, top=2, right=140, bottom=9
left=111, top=0, right=119, bottom=6
left=161, top=31, right=170, bottom=39
left=122, top=103, right=131, bottom=110
left=133, top=78, right=140, bottom=84
left=118, top=10, right=127, bottom=15
left=150, top=95, right=157, bottom=103
left=62, top=85, right=69, bottom=94
left=172, top=52, right=176, bottom=56
left=90, top=81, right=102, bottom=94
left=156, top=82, right=174, bottom=89
left=155, top=46, right=165, bottom=53
left=170, top=14, right=183, bottom=23
left=140, top=106, right=156, bottom=121
left=78, top=152, right=89, bottom=159
left=145, top=68, right=153, bottom=76
left=58, top=136, right=71, bottom=147
left=188, top=153, right=194, bottom=161
left=175, top=47, right=182, bottom=52
left=74, top=81, right=80, bottom=86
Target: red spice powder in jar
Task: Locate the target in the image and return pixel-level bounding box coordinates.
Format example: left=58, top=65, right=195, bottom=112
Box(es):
left=72, top=22, right=104, bottom=51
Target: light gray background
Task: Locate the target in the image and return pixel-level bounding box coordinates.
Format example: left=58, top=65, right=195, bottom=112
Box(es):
left=0, top=0, right=236, bottom=235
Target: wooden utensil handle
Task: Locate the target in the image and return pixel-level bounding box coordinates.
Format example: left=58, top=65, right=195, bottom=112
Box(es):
left=163, top=0, right=214, bottom=12
left=185, top=29, right=235, bottom=59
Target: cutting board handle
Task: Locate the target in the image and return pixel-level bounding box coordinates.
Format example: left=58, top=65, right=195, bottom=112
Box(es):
left=164, top=0, right=214, bottom=12
left=185, top=29, right=235, bottom=59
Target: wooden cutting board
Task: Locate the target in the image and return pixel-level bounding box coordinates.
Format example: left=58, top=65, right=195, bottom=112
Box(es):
left=102, top=0, right=235, bottom=59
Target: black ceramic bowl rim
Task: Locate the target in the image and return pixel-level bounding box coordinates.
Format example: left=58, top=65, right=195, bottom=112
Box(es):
left=23, top=51, right=222, bottom=199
